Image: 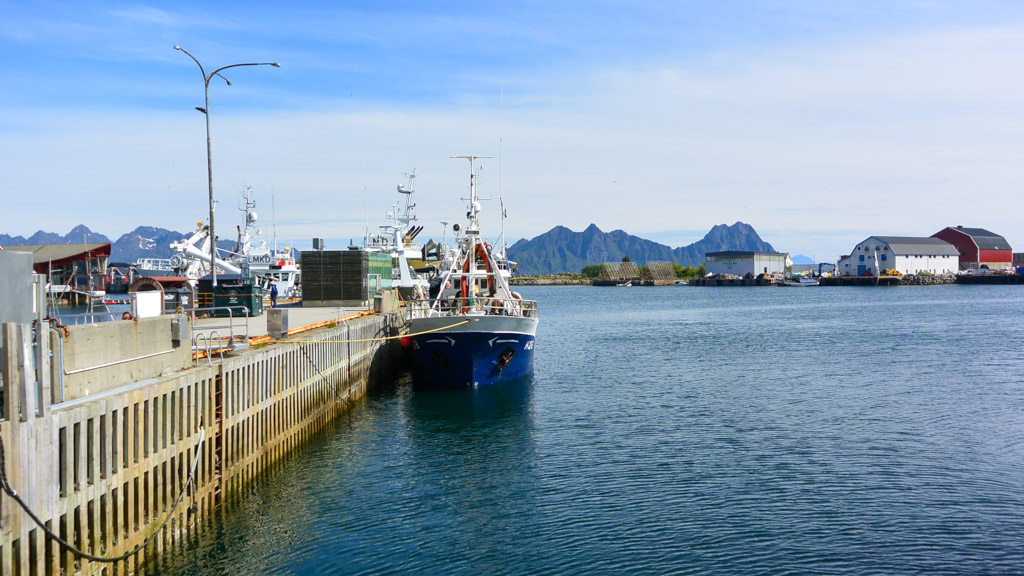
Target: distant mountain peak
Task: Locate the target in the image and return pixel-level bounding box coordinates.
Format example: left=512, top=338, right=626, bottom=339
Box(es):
left=508, top=222, right=776, bottom=275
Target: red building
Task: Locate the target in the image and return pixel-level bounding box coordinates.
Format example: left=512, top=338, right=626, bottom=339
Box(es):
left=4, top=243, right=111, bottom=294
left=931, top=226, right=1012, bottom=270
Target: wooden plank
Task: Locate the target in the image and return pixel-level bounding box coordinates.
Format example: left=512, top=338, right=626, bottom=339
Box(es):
left=16, top=324, right=34, bottom=422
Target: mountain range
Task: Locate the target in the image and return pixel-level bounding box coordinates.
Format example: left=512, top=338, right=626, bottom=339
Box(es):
left=507, top=222, right=776, bottom=275
left=0, top=225, right=237, bottom=264
left=3, top=221, right=779, bottom=275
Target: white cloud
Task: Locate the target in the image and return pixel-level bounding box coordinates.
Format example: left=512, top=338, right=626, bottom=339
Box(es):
left=3, top=20, right=1023, bottom=261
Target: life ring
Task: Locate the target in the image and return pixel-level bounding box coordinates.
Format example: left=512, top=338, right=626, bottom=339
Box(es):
left=122, top=311, right=134, bottom=321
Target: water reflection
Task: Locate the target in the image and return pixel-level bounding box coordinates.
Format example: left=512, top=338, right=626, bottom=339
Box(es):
left=403, top=374, right=535, bottom=426
left=389, top=375, right=542, bottom=574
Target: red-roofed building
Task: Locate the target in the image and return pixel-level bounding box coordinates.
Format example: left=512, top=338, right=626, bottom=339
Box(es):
left=931, top=226, right=1012, bottom=270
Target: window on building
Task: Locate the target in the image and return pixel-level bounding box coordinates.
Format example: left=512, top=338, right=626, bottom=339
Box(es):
left=859, top=255, right=865, bottom=262
left=881, top=254, right=887, bottom=261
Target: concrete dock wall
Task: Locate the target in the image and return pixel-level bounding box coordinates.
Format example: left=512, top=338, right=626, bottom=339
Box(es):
left=0, top=312, right=402, bottom=576
left=56, top=317, right=193, bottom=402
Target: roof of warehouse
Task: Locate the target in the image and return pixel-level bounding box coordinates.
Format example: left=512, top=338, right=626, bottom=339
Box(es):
left=869, top=237, right=960, bottom=256
left=939, top=227, right=1012, bottom=251
left=2, top=243, right=111, bottom=264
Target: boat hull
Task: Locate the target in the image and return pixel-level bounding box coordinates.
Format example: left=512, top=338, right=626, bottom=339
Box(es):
left=409, top=315, right=537, bottom=388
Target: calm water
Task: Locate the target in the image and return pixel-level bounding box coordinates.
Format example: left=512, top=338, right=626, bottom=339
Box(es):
left=150, top=285, right=1024, bottom=575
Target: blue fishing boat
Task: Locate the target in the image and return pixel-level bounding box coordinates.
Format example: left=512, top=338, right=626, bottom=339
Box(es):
left=406, top=156, right=539, bottom=387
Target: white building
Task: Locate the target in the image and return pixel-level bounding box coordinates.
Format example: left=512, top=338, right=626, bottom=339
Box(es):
left=705, top=251, right=788, bottom=277
left=839, top=236, right=958, bottom=276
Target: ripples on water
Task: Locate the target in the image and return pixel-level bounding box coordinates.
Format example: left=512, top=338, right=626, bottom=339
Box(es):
left=150, top=285, right=1024, bottom=575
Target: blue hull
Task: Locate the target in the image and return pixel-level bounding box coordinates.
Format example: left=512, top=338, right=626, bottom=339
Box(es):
left=411, top=330, right=535, bottom=388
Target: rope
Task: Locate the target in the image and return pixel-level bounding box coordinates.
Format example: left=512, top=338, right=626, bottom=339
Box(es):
left=275, top=319, right=473, bottom=344
left=298, top=344, right=328, bottom=383
left=0, top=427, right=205, bottom=564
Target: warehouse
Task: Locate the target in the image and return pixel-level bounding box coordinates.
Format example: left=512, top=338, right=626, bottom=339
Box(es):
left=841, top=236, right=958, bottom=276
left=704, top=251, right=789, bottom=277
left=931, top=226, right=1013, bottom=270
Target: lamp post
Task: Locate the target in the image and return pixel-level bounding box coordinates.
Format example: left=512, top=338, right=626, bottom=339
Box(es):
left=174, top=45, right=280, bottom=287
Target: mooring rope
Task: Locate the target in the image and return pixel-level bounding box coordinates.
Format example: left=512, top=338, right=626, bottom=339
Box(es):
left=275, top=319, right=473, bottom=344
left=298, top=344, right=328, bottom=383
left=0, top=427, right=205, bottom=563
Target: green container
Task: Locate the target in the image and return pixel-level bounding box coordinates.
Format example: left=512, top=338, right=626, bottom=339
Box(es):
left=366, top=251, right=394, bottom=299
left=198, top=274, right=264, bottom=317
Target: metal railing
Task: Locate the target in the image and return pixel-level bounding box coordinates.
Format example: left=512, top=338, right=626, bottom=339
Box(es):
left=184, top=306, right=251, bottom=357
left=51, top=310, right=124, bottom=325
left=406, top=295, right=538, bottom=319
left=192, top=331, right=225, bottom=367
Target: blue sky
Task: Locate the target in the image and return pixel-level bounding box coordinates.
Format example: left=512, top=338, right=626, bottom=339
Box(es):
left=3, top=1, right=1024, bottom=261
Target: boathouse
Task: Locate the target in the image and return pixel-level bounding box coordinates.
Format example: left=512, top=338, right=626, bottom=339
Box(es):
left=704, top=251, right=788, bottom=277
left=843, top=236, right=958, bottom=276
left=931, top=226, right=1013, bottom=270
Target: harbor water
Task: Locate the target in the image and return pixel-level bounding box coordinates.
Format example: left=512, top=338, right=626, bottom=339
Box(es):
left=149, top=285, right=1024, bottom=575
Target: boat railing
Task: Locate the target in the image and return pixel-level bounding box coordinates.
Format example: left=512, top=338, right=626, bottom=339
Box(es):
left=407, top=295, right=538, bottom=319
left=135, top=257, right=174, bottom=271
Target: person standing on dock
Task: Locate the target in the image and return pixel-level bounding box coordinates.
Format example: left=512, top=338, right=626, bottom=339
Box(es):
left=270, top=283, right=278, bottom=308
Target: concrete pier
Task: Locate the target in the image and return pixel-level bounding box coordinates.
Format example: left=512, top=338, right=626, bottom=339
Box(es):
left=0, top=298, right=405, bottom=575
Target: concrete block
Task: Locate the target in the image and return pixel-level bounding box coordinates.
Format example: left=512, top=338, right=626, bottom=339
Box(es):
left=57, top=316, right=191, bottom=401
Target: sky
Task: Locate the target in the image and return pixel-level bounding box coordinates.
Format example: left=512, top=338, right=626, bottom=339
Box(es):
left=3, top=1, right=1024, bottom=262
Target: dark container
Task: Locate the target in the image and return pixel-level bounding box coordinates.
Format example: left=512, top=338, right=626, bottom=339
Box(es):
left=197, top=274, right=263, bottom=317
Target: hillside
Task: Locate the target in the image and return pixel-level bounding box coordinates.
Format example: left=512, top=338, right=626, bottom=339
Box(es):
left=507, top=222, right=776, bottom=275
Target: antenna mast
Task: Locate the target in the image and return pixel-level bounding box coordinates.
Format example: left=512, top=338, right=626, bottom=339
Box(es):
left=499, top=84, right=506, bottom=255
left=451, top=155, right=492, bottom=233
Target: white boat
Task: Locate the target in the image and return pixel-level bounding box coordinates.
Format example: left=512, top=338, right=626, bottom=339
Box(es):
left=780, top=276, right=819, bottom=287
left=357, top=171, right=433, bottom=300
left=140, top=187, right=301, bottom=299
left=229, top=188, right=301, bottom=299
left=405, top=156, right=539, bottom=387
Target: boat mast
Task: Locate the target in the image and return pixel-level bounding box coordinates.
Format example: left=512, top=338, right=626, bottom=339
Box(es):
left=451, top=155, right=491, bottom=234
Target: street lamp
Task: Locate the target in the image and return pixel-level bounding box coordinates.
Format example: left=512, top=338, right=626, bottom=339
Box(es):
left=174, top=45, right=280, bottom=287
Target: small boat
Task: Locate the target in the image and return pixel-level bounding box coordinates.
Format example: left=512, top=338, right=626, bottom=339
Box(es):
left=780, top=276, right=819, bottom=287
left=405, top=156, right=539, bottom=388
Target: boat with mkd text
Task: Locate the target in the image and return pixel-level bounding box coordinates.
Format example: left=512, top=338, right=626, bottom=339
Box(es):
left=405, top=155, right=539, bottom=387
